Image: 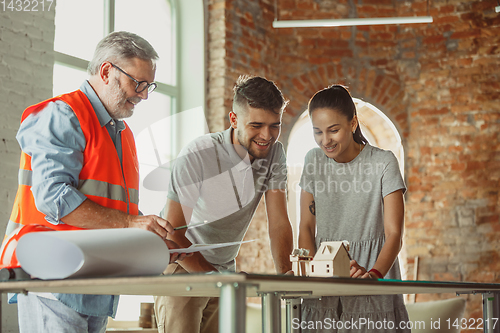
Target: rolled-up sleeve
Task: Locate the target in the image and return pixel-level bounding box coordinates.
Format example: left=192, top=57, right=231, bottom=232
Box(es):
left=16, top=100, right=87, bottom=224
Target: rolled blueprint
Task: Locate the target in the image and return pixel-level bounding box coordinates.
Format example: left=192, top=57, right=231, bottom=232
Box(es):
left=16, top=228, right=170, bottom=280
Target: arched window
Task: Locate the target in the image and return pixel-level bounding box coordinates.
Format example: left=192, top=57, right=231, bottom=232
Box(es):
left=287, top=100, right=404, bottom=252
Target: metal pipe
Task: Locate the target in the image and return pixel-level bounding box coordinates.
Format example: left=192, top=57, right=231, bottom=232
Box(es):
left=219, top=282, right=246, bottom=333
left=285, top=298, right=302, bottom=333
left=272, top=16, right=433, bottom=28
left=262, top=292, right=281, bottom=333
left=482, top=292, right=500, bottom=333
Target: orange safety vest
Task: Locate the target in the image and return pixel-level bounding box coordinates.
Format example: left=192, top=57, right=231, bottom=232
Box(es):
left=5, top=90, right=140, bottom=237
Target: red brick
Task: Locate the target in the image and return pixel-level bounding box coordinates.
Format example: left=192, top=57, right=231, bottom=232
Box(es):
left=299, top=38, right=315, bottom=47
left=340, top=31, right=352, bottom=40
left=307, top=56, right=329, bottom=65
left=322, top=49, right=353, bottom=57
left=434, top=15, right=460, bottom=25
left=451, top=29, right=482, bottom=39
left=279, top=0, right=295, bottom=10
left=291, top=77, right=305, bottom=92
left=406, top=220, right=434, bottom=229
left=319, top=30, right=341, bottom=39
left=438, top=4, right=457, bottom=14
left=466, top=161, right=487, bottom=171
left=296, top=2, right=317, bottom=10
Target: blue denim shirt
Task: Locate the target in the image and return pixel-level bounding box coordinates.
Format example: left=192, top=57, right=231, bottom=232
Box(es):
left=14, top=81, right=125, bottom=317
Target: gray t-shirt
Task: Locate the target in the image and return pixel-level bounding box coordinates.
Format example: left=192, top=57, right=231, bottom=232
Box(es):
left=166, top=128, right=287, bottom=269
left=299, top=144, right=406, bottom=279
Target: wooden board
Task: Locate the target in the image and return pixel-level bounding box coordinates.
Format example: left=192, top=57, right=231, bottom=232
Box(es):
left=1, top=273, right=499, bottom=298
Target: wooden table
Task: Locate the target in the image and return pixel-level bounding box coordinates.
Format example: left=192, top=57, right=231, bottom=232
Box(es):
left=1, top=273, right=499, bottom=333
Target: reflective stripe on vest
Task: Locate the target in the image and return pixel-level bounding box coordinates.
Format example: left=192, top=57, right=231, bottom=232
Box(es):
left=4, top=220, right=21, bottom=240
left=128, top=188, right=139, bottom=205
left=18, top=170, right=139, bottom=206
left=18, top=169, right=31, bottom=186
left=78, top=179, right=139, bottom=205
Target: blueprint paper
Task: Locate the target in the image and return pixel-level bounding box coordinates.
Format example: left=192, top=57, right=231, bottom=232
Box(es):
left=16, top=228, right=255, bottom=280
left=16, top=228, right=171, bottom=280
left=173, top=240, right=255, bottom=254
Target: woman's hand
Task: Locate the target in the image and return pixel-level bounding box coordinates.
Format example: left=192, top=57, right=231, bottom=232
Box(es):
left=350, top=259, right=369, bottom=278
left=350, top=260, right=380, bottom=279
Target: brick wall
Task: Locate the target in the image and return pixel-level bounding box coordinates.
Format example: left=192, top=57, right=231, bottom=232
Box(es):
left=206, top=0, right=283, bottom=275
left=207, top=0, right=279, bottom=132
left=0, top=9, right=55, bottom=332
left=207, top=0, right=500, bottom=325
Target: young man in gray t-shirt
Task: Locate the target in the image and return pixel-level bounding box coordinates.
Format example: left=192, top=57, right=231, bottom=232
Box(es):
left=154, top=75, right=294, bottom=333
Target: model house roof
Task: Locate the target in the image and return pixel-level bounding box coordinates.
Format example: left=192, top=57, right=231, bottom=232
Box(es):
left=313, top=241, right=349, bottom=261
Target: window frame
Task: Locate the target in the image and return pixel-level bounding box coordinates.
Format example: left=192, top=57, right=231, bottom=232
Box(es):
left=52, top=0, right=179, bottom=326
left=53, top=0, right=179, bottom=111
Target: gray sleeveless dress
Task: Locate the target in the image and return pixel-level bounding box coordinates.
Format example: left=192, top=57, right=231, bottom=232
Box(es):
left=299, top=145, right=410, bottom=333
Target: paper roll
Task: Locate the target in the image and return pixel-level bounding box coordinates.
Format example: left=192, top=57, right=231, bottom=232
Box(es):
left=16, top=228, right=170, bottom=280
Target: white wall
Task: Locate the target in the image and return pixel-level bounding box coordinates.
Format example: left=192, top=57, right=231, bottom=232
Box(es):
left=0, top=9, right=56, bottom=333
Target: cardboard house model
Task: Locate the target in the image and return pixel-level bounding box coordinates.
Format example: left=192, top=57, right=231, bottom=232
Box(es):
left=290, top=248, right=313, bottom=276
left=290, top=241, right=351, bottom=278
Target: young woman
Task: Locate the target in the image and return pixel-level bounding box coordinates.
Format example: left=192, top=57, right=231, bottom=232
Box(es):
left=298, top=85, right=410, bottom=332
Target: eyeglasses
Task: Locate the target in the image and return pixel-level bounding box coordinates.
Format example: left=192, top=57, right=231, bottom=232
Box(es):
left=110, top=63, right=157, bottom=94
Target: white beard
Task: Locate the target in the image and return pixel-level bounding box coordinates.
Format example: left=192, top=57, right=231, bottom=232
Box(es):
left=105, top=77, right=134, bottom=120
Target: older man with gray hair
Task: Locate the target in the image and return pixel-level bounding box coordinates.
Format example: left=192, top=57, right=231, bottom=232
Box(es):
left=4, top=31, right=181, bottom=333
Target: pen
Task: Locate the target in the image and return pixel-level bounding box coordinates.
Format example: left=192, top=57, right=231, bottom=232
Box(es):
left=174, top=221, right=207, bottom=231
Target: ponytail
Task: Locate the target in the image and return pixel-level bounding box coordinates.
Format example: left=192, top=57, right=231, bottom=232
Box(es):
left=353, top=112, right=368, bottom=145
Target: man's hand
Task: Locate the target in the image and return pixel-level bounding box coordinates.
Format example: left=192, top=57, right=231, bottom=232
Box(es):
left=128, top=215, right=184, bottom=263
left=161, top=199, right=218, bottom=273
left=127, top=214, right=175, bottom=239
left=61, top=200, right=177, bottom=239
left=164, top=239, right=191, bottom=263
